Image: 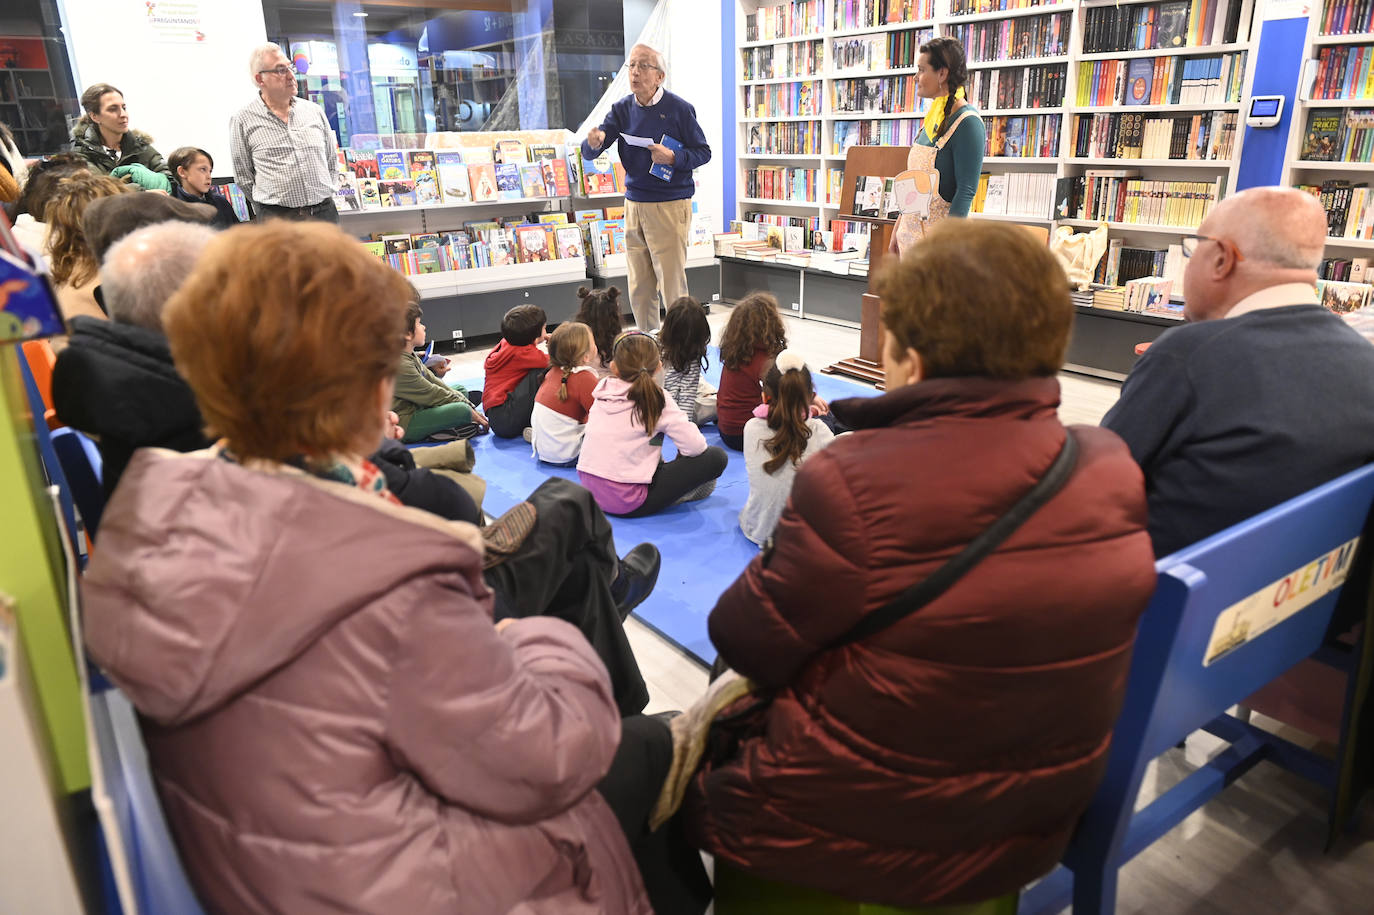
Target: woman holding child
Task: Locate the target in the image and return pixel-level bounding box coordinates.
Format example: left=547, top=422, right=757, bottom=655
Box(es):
left=685, top=221, right=1158, bottom=908
left=80, top=221, right=707, bottom=915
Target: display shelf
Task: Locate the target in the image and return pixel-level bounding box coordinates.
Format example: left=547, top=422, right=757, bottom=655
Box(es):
left=339, top=195, right=560, bottom=217
left=739, top=115, right=823, bottom=123
left=1061, top=218, right=1200, bottom=234
left=741, top=32, right=826, bottom=49
left=979, top=106, right=1067, bottom=116
left=739, top=196, right=822, bottom=207
left=830, top=66, right=920, bottom=78
left=829, top=110, right=925, bottom=119
left=1074, top=102, right=1243, bottom=113
left=1299, top=96, right=1374, bottom=107
left=983, top=156, right=1061, bottom=164
left=966, top=55, right=1070, bottom=70
left=946, top=3, right=1074, bottom=24
left=741, top=74, right=825, bottom=86
left=829, top=19, right=938, bottom=39
left=739, top=152, right=825, bottom=160
left=1289, top=160, right=1374, bottom=169
left=1077, top=42, right=1249, bottom=61
left=1321, top=236, right=1374, bottom=249
left=1064, top=158, right=1234, bottom=167
left=1313, top=32, right=1374, bottom=45
left=971, top=211, right=1055, bottom=223
left=410, top=258, right=586, bottom=299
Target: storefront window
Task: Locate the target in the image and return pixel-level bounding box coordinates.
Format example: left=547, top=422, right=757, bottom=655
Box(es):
left=261, top=0, right=629, bottom=149
left=0, top=0, right=81, bottom=157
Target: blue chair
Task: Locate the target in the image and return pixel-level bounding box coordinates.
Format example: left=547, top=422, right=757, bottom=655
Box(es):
left=1019, top=463, right=1374, bottom=915
left=51, top=426, right=104, bottom=536
left=16, top=351, right=88, bottom=564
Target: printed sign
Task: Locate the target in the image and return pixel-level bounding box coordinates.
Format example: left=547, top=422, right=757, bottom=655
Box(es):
left=144, top=1, right=205, bottom=44
left=1204, top=537, right=1360, bottom=665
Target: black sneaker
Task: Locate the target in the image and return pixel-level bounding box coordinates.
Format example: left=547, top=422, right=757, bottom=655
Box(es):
left=610, top=543, right=661, bottom=620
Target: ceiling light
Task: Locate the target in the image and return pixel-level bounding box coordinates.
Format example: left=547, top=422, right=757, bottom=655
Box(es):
left=353, top=11, right=368, bottom=16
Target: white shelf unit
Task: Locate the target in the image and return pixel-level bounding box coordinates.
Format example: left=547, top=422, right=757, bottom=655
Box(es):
left=1281, top=6, right=1374, bottom=255
left=733, top=0, right=1258, bottom=276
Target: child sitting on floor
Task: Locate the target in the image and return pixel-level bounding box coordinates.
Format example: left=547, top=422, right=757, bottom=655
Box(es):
left=740, top=352, right=835, bottom=546
left=482, top=304, right=550, bottom=438
left=575, top=285, right=624, bottom=378
left=577, top=331, right=728, bottom=518
left=717, top=292, right=829, bottom=450
left=392, top=301, right=488, bottom=443
left=530, top=321, right=598, bottom=464
left=659, top=296, right=717, bottom=426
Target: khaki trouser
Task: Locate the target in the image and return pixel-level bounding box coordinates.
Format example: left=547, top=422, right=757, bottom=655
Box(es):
left=625, top=197, right=692, bottom=333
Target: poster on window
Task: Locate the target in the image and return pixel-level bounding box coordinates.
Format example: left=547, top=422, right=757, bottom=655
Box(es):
left=144, top=1, right=206, bottom=43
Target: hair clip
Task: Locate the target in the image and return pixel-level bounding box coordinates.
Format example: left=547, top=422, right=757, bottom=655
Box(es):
left=612, top=329, right=656, bottom=352
left=775, top=350, right=807, bottom=374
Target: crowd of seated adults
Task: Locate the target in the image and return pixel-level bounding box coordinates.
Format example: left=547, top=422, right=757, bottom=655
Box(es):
left=10, top=121, right=1374, bottom=913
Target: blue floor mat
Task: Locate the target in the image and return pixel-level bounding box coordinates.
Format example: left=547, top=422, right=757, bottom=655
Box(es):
left=443, top=353, right=878, bottom=666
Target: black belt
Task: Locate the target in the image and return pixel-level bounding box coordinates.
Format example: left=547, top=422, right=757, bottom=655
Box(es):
left=257, top=200, right=332, bottom=217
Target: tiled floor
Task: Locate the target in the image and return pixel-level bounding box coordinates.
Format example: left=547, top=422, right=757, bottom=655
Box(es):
left=436, top=301, right=1374, bottom=914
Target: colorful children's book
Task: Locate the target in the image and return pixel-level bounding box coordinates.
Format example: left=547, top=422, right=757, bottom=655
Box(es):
left=516, top=224, right=552, bottom=262
left=435, top=151, right=470, bottom=204
left=541, top=159, right=572, bottom=197
left=351, top=156, right=379, bottom=179
left=495, top=163, right=523, bottom=200
left=537, top=213, right=570, bottom=225
left=495, top=138, right=527, bottom=165
left=554, top=225, right=585, bottom=260
left=519, top=162, right=546, bottom=199
left=408, top=150, right=442, bottom=204
left=1124, top=59, right=1154, bottom=106
left=358, top=177, right=383, bottom=209
left=332, top=176, right=361, bottom=212
left=529, top=145, right=559, bottom=161
left=469, top=163, right=499, bottom=201
left=360, top=241, right=386, bottom=257
left=1302, top=111, right=1343, bottom=161
left=574, top=209, right=603, bottom=223
left=490, top=228, right=516, bottom=266
left=582, top=152, right=619, bottom=195
left=411, top=232, right=442, bottom=248
left=605, top=205, right=626, bottom=220
left=412, top=248, right=444, bottom=275
left=376, top=150, right=408, bottom=181
left=379, top=180, right=417, bottom=207
left=380, top=234, right=412, bottom=255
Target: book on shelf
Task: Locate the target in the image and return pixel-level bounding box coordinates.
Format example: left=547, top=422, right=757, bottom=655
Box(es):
left=1318, top=254, right=1371, bottom=281
left=973, top=171, right=1055, bottom=218
left=855, top=175, right=886, bottom=216
left=1060, top=173, right=1222, bottom=226
left=833, top=0, right=936, bottom=31
left=536, top=213, right=569, bottom=226
left=1072, top=111, right=1238, bottom=160
left=746, top=81, right=823, bottom=118
left=358, top=177, right=382, bottom=209
left=580, top=151, right=626, bottom=195
left=832, top=75, right=924, bottom=114
left=948, top=0, right=1068, bottom=13
left=744, top=0, right=824, bottom=42
left=832, top=28, right=933, bottom=75
left=411, top=232, right=441, bottom=248
left=1297, top=180, right=1374, bottom=239
left=379, top=179, right=417, bottom=207
left=377, top=150, right=408, bottom=181
left=1318, top=279, right=1374, bottom=313
left=494, top=138, right=527, bottom=165
left=748, top=120, right=823, bottom=155
left=541, top=158, right=572, bottom=196
left=832, top=118, right=922, bottom=153
left=518, top=163, right=545, bottom=199
left=469, top=163, right=498, bottom=201
left=942, top=11, right=1071, bottom=64
left=1082, top=0, right=1253, bottom=53
left=435, top=151, right=471, bottom=204
left=1299, top=108, right=1374, bottom=162
left=744, top=165, right=820, bottom=202
left=529, top=145, right=559, bottom=161
left=1319, top=0, right=1374, bottom=36
left=969, top=63, right=1067, bottom=111
left=408, top=150, right=441, bottom=205
left=332, top=176, right=361, bottom=212
left=1309, top=44, right=1374, bottom=100
left=985, top=113, right=1062, bottom=157
left=742, top=40, right=822, bottom=81
left=1123, top=276, right=1179, bottom=316
left=1093, top=241, right=1186, bottom=288
left=1076, top=53, right=1247, bottom=107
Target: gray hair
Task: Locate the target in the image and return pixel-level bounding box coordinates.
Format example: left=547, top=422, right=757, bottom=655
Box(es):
left=630, top=44, right=667, bottom=77
left=248, top=42, right=285, bottom=83
left=102, top=222, right=219, bottom=333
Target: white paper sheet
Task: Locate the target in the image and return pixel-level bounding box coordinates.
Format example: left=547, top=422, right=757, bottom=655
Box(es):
left=620, top=134, right=654, bottom=148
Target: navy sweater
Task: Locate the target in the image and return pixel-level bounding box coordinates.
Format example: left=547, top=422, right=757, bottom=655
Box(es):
left=580, top=90, right=711, bottom=203
left=1102, top=304, right=1374, bottom=557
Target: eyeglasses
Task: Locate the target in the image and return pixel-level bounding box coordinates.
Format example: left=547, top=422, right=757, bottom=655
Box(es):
left=626, top=61, right=661, bottom=73
left=1181, top=234, right=1245, bottom=261
left=258, top=66, right=296, bottom=78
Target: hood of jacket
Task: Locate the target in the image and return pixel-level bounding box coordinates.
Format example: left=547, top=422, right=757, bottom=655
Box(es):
left=52, top=316, right=205, bottom=449
left=483, top=338, right=538, bottom=373
left=832, top=375, right=1062, bottom=431
left=590, top=375, right=643, bottom=421
left=82, top=448, right=486, bottom=726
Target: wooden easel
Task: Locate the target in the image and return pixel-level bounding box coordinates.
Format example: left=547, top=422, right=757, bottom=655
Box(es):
left=821, top=144, right=913, bottom=389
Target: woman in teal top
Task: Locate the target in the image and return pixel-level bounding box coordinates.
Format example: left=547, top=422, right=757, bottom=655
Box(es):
left=892, top=38, right=986, bottom=255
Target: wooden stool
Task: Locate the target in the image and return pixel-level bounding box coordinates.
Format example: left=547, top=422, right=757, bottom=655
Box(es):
left=714, top=864, right=1019, bottom=915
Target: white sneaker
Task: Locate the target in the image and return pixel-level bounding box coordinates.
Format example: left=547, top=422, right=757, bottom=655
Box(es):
left=522, top=427, right=534, bottom=443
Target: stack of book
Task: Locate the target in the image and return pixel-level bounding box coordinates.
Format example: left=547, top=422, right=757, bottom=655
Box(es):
left=337, top=141, right=573, bottom=212
left=1094, top=240, right=1185, bottom=289
left=1069, top=288, right=1096, bottom=308
left=1092, top=286, right=1128, bottom=310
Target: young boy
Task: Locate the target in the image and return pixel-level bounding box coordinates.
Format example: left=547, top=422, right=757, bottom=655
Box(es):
left=392, top=300, right=488, bottom=442
left=483, top=304, right=550, bottom=438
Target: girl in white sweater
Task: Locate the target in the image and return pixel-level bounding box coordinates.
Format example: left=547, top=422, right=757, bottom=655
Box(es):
left=740, top=351, right=835, bottom=545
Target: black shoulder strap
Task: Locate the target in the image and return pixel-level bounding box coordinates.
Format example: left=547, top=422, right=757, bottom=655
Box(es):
left=828, top=431, right=1080, bottom=650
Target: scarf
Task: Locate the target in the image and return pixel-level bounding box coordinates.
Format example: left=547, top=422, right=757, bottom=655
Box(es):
left=924, top=87, right=966, bottom=143
left=214, top=441, right=401, bottom=506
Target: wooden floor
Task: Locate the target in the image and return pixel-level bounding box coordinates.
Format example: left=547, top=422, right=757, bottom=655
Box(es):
left=439, top=303, right=1374, bottom=914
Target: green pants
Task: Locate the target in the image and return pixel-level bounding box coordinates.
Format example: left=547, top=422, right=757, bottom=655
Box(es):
left=401, top=384, right=473, bottom=442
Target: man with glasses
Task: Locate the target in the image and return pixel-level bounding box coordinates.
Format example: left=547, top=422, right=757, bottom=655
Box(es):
left=1102, top=186, right=1374, bottom=556
left=582, top=44, right=711, bottom=333
left=229, top=43, right=339, bottom=223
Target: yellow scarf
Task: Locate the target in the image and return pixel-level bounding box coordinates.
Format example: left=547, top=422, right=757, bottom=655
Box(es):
left=924, top=87, right=967, bottom=143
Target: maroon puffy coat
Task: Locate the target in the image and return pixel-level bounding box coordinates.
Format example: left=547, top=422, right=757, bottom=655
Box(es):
left=685, top=376, right=1156, bottom=906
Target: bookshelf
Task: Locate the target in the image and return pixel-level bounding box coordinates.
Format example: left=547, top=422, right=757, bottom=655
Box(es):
left=732, top=0, right=1259, bottom=308
left=1282, top=0, right=1374, bottom=260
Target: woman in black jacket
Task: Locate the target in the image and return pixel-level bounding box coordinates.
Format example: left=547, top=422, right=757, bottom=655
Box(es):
left=167, top=146, right=241, bottom=228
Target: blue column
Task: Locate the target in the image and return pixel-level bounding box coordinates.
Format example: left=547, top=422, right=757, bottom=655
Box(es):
left=333, top=0, right=378, bottom=140
left=1236, top=16, right=1310, bottom=190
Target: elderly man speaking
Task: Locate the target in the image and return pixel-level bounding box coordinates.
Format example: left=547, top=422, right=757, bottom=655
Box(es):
left=582, top=43, right=711, bottom=333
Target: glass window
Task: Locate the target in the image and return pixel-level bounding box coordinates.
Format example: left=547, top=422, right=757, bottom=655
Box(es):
left=260, top=0, right=630, bottom=149
left=0, top=0, right=82, bottom=157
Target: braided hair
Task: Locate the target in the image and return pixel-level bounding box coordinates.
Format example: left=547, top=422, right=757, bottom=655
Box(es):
left=920, top=37, right=969, bottom=141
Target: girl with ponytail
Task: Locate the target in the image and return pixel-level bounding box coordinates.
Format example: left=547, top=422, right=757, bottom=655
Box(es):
left=530, top=321, right=598, bottom=464
left=739, top=351, right=836, bottom=545
left=890, top=37, right=986, bottom=257
left=578, top=331, right=728, bottom=517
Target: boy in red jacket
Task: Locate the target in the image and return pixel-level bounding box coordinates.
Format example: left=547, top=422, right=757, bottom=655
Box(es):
left=483, top=304, right=551, bottom=438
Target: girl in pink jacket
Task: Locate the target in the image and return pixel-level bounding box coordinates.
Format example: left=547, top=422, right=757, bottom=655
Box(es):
left=577, top=331, right=728, bottom=517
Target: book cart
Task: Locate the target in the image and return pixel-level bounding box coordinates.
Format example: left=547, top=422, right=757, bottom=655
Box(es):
left=1281, top=0, right=1374, bottom=315
left=729, top=0, right=1259, bottom=380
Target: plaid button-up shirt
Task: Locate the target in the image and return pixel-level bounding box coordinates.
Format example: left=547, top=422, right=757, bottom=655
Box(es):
left=229, top=93, right=337, bottom=208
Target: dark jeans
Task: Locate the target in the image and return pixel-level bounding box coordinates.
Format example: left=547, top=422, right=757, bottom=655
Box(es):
left=255, top=199, right=339, bottom=223
left=487, top=478, right=649, bottom=716
left=485, top=368, right=544, bottom=438
left=621, top=446, right=729, bottom=518
left=597, top=715, right=713, bottom=915
left=720, top=431, right=744, bottom=451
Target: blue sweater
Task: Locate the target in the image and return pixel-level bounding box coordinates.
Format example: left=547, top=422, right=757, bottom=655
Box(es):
left=580, top=90, right=711, bottom=203
left=1102, top=304, right=1374, bottom=557
left=913, top=105, right=986, bottom=218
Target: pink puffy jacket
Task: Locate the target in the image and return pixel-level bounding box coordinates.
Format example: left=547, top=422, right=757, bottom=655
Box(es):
left=82, top=449, right=650, bottom=915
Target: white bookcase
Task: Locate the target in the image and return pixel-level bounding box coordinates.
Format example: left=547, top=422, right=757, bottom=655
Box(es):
left=1281, top=4, right=1374, bottom=256
left=732, top=0, right=1259, bottom=265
